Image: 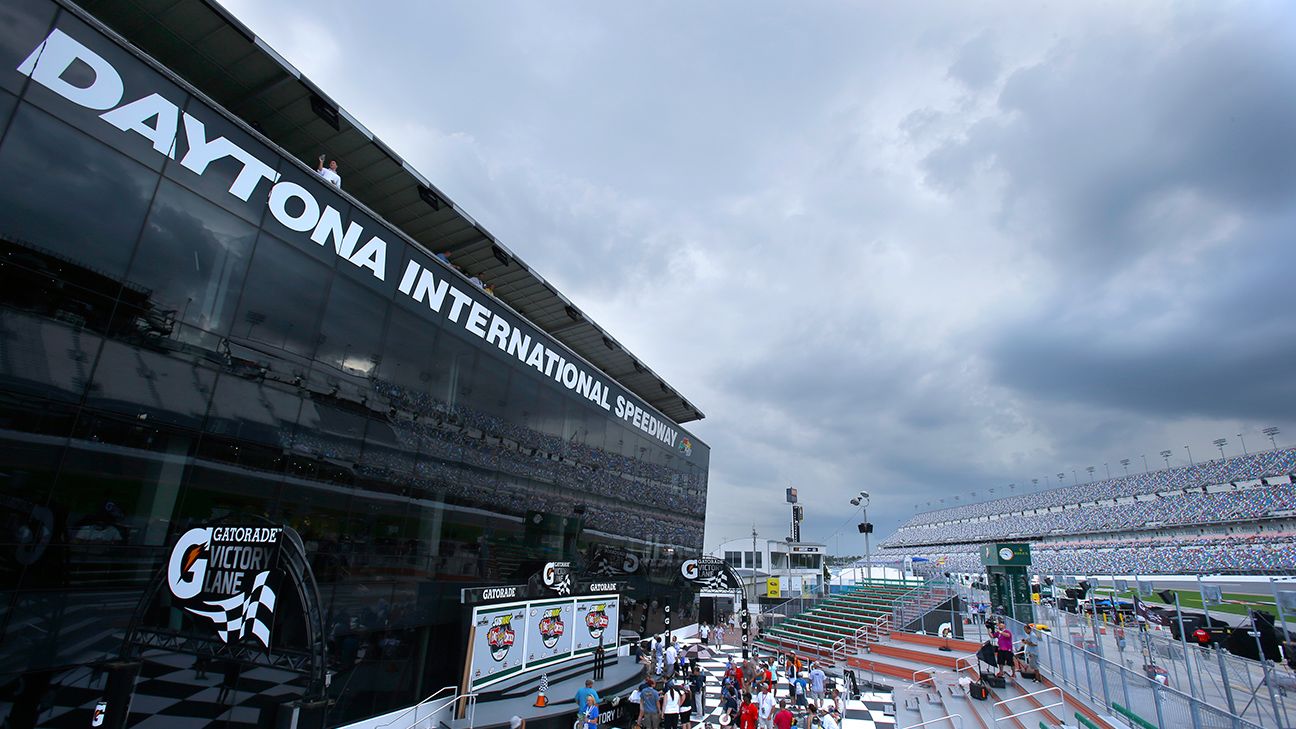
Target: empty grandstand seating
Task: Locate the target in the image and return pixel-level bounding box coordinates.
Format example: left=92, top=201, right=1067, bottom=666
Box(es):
left=755, top=579, right=943, bottom=664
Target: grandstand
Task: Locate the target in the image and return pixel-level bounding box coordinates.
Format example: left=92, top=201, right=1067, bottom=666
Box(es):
left=755, top=579, right=952, bottom=664
left=880, top=447, right=1296, bottom=575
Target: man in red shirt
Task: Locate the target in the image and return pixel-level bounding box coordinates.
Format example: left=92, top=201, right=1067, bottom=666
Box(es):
left=772, top=701, right=794, bottom=729
left=733, top=664, right=744, bottom=693
left=739, top=693, right=759, bottom=729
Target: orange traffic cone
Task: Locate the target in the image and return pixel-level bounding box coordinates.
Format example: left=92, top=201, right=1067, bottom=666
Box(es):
left=534, top=673, right=549, bottom=707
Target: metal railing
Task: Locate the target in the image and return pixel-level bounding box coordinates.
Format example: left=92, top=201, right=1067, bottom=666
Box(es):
left=1004, top=613, right=1271, bottom=729
left=905, top=714, right=963, bottom=728
left=375, top=685, right=458, bottom=729
left=992, top=687, right=1062, bottom=725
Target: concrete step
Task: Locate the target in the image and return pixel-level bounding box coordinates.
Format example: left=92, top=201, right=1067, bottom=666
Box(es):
left=891, top=631, right=982, bottom=653
left=869, top=643, right=962, bottom=670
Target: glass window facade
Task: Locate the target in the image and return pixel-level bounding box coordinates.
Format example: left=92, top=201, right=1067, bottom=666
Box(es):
left=0, top=2, right=708, bottom=726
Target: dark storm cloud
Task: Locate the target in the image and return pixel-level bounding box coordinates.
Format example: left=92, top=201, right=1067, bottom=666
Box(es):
left=923, top=7, right=1296, bottom=272
left=223, top=0, right=1296, bottom=547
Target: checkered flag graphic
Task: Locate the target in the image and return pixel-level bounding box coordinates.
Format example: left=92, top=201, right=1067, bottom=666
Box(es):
left=554, top=575, right=571, bottom=596
left=703, top=572, right=731, bottom=591
left=590, top=554, right=615, bottom=577
left=186, top=570, right=277, bottom=647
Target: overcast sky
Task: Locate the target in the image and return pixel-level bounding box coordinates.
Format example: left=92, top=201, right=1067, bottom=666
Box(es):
left=222, top=0, right=1296, bottom=555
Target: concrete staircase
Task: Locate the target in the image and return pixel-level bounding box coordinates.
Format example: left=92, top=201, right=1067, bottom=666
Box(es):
left=756, top=579, right=926, bottom=665
left=864, top=632, right=1114, bottom=729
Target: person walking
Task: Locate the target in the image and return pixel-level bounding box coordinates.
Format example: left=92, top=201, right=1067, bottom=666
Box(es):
left=739, top=693, right=758, bottom=729
left=576, top=679, right=600, bottom=713
left=808, top=664, right=825, bottom=703
left=582, top=694, right=600, bottom=729
left=689, top=665, right=706, bottom=720
left=700, top=622, right=710, bottom=646
left=662, top=681, right=686, bottom=729
left=995, top=624, right=1015, bottom=679
left=638, top=678, right=662, bottom=729
left=757, top=683, right=776, bottom=729
left=772, top=701, right=794, bottom=729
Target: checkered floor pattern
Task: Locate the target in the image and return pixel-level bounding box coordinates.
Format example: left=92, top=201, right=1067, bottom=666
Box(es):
left=1, top=650, right=307, bottom=729
left=681, top=639, right=895, bottom=729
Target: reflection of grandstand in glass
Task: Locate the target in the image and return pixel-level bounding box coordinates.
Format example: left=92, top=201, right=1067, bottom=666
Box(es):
left=0, top=1, right=708, bottom=725
left=881, top=450, right=1296, bottom=575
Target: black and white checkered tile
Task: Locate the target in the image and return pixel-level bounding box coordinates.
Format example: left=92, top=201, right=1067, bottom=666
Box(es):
left=0, top=649, right=306, bottom=728
left=680, top=638, right=894, bottom=729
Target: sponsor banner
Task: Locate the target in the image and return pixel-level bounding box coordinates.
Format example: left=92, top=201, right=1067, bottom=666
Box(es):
left=680, top=556, right=741, bottom=591
left=526, top=600, right=574, bottom=667
left=574, top=598, right=619, bottom=653
left=166, top=524, right=284, bottom=650
left=766, top=577, right=781, bottom=598
left=544, top=561, right=572, bottom=595
left=589, top=546, right=641, bottom=577
left=461, top=584, right=527, bottom=605
left=471, top=603, right=527, bottom=687
left=469, top=595, right=621, bottom=690
left=790, top=545, right=822, bottom=553
left=460, top=581, right=624, bottom=605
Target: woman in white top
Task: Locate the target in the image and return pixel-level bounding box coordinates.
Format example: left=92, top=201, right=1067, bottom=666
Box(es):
left=662, top=683, right=685, bottom=729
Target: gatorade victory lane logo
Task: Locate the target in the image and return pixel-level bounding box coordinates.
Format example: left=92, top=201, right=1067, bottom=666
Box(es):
left=538, top=607, right=566, bottom=648
left=167, top=526, right=281, bottom=648
left=585, top=604, right=610, bottom=639
left=486, top=615, right=516, bottom=661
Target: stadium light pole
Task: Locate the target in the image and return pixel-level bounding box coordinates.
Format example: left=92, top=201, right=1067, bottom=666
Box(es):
left=850, top=492, right=872, bottom=583
left=1056, top=472, right=1065, bottom=487
left=1184, top=444, right=1194, bottom=466
left=1238, top=433, right=1248, bottom=456
left=1085, top=466, right=1095, bottom=483
left=1141, top=454, right=1149, bottom=473
left=1120, top=458, right=1130, bottom=475
left=1104, top=462, right=1110, bottom=479
left=1213, top=438, right=1227, bottom=460
left=1160, top=450, right=1172, bottom=469
left=1264, top=426, right=1280, bottom=450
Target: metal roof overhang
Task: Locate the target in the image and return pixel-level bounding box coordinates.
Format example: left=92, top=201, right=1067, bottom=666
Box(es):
left=76, top=0, right=704, bottom=425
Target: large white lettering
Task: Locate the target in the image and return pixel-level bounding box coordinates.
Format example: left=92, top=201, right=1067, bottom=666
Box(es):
left=17, top=29, right=123, bottom=110
left=16, top=28, right=679, bottom=439
left=99, top=93, right=179, bottom=157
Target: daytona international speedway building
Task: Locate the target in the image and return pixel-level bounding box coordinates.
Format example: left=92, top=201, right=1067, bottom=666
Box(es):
left=0, top=0, right=708, bottom=726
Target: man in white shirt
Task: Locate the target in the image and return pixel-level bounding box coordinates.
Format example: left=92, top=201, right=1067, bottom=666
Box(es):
left=316, top=155, right=342, bottom=189
left=819, top=708, right=839, bottom=729
left=664, top=642, right=678, bottom=679
left=757, top=684, right=776, bottom=729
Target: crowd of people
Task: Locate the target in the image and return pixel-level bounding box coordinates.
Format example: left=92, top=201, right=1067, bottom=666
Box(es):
left=893, top=447, right=1296, bottom=531
left=633, top=637, right=847, bottom=729
left=883, top=481, right=1296, bottom=547
left=910, top=532, right=1296, bottom=575
left=882, top=449, right=1296, bottom=549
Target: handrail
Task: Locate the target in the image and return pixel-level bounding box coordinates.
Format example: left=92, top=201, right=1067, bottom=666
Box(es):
left=992, top=688, right=1063, bottom=725
left=375, top=685, right=457, bottom=729
left=954, top=654, right=978, bottom=675
left=905, top=715, right=963, bottom=728
left=403, top=694, right=465, bottom=729
left=911, top=667, right=941, bottom=685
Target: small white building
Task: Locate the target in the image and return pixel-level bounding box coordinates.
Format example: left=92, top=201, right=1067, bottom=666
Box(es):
left=709, top=537, right=827, bottom=598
